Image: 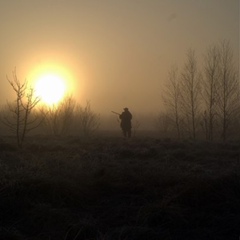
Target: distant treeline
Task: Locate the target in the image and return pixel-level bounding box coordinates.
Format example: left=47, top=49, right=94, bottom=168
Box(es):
left=159, top=40, right=239, bottom=141
left=0, top=81, right=100, bottom=147
left=0, top=40, right=239, bottom=146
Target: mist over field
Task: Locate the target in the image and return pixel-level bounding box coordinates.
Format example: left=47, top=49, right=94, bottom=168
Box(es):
left=0, top=0, right=238, bottom=115
left=0, top=1, right=239, bottom=239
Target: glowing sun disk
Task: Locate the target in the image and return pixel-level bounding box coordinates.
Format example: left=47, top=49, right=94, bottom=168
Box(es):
left=35, top=74, right=66, bottom=105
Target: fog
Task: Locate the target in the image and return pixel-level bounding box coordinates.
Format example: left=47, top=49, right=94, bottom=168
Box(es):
left=0, top=0, right=239, bottom=118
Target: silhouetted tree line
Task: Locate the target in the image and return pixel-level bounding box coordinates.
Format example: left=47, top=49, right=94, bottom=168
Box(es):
left=160, top=40, right=239, bottom=141
left=0, top=69, right=100, bottom=147
left=0, top=40, right=238, bottom=147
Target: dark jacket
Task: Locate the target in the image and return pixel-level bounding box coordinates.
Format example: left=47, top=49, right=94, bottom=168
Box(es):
left=119, top=110, right=132, bottom=130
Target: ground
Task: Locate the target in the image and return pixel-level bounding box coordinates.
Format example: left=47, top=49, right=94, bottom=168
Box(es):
left=0, top=135, right=240, bottom=239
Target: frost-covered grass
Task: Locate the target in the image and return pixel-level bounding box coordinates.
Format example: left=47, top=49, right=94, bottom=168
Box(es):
left=0, top=136, right=240, bottom=239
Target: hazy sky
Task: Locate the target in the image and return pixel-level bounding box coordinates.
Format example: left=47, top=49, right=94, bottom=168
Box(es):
left=0, top=0, right=239, bottom=115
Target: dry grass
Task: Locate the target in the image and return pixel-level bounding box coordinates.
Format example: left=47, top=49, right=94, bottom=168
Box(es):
left=0, top=136, right=240, bottom=239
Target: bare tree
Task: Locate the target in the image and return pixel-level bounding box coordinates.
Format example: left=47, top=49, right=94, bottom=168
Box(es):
left=59, top=96, right=76, bottom=136
left=201, top=44, right=220, bottom=140
left=156, top=112, right=172, bottom=138
left=180, top=49, right=202, bottom=139
left=162, top=65, right=182, bottom=139
left=41, top=96, right=76, bottom=137
left=216, top=40, right=239, bottom=141
left=75, top=101, right=100, bottom=138
left=1, top=69, right=40, bottom=147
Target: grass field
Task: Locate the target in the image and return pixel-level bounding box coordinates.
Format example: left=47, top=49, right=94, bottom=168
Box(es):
left=0, top=135, right=240, bottom=239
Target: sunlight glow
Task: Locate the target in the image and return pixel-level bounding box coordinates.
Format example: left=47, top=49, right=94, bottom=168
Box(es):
left=35, top=74, right=66, bottom=105
left=28, top=61, right=77, bottom=107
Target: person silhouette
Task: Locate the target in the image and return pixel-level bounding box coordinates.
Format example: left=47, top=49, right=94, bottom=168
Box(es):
left=119, top=107, right=132, bottom=138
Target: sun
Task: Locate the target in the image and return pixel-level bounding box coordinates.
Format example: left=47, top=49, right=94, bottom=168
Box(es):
left=35, top=74, right=66, bottom=105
